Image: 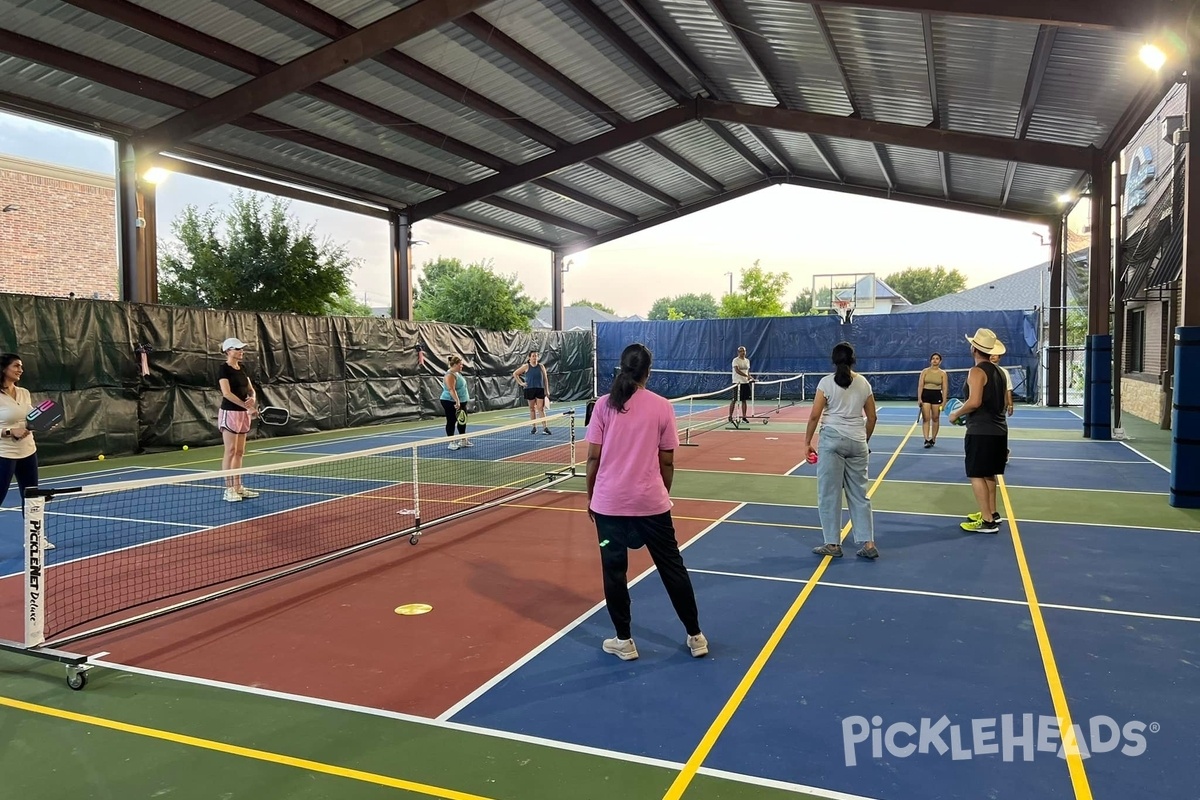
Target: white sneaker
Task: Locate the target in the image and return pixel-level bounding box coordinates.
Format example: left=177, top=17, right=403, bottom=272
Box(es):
left=687, top=633, right=709, bottom=657
left=448, top=442, right=460, bottom=451
left=602, top=637, right=639, bottom=661
left=223, top=488, right=243, bottom=502
left=43, top=538, right=55, bottom=550
left=238, top=487, right=259, bottom=498
left=462, top=439, right=474, bottom=447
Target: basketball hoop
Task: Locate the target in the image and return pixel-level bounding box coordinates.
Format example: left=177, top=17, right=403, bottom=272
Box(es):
left=834, top=299, right=855, bottom=325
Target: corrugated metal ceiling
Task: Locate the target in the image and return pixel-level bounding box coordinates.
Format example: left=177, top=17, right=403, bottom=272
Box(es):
left=0, top=0, right=1172, bottom=250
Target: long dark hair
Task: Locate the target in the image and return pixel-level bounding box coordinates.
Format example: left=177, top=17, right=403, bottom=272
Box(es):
left=609, top=343, right=652, bottom=412
left=0, top=353, right=20, bottom=390
left=831, top=342, right=855, bottom=388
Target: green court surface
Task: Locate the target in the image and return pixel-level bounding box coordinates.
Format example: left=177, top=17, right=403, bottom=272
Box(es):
left=2, top=402, right=1197, bottom=800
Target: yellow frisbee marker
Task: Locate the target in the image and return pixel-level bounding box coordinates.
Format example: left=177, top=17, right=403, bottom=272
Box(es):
left=395, top=604, right=433, bottom=616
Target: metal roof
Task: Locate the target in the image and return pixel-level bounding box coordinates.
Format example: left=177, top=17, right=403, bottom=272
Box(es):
left=0, top=0, right=1185, bottom=252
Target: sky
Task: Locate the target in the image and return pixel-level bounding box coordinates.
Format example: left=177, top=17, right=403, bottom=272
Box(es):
left=0, top=109, right=1057, bottom=317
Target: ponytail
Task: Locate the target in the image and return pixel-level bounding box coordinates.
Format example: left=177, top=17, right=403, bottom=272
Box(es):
left=831, top=342, right=855, bottom=389
left=608, top=343, right=652, bottom=412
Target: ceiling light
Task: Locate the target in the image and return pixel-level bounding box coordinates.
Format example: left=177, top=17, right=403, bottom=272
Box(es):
left=1140, top=44, right=1167, bottom=71
left=142, top=167, right=170, bottom=185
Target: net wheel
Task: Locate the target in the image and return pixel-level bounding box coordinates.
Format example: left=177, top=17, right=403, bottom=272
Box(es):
left=409, top=534, right=420, bottom=545
left=66, top=670, right=88, bottom=691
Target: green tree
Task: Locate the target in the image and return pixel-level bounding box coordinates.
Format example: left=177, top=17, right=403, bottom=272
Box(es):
left=413, top=256, right=542, bottom=331
left=326, top=290, right=375, bottom=317
left=883, top=266, right=967, bottom=306
left=158, top=191, right=360, bottom=316
left=572, top=299, right=616, bottom=314
left=647, top=293, right=719, bottom=320
left=789, top=288, right=826, bottom=316
left=718, top=261, right=791, bottom=318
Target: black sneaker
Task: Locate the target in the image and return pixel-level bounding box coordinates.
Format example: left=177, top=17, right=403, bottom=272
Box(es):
left=530, top=428, right=538, bottom=435
left=923, top=440, right=933, bottom=448
left=542, top=428, right=552, bottom=435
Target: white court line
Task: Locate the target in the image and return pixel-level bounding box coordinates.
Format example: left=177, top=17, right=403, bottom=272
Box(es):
left=713, top=499, right=1200, bottom=535
left=878, top=476, right=1167, bottom=496
left=891, top=451, right=1152, bottom=465
left=1120, top=441, right=1171, bottom=472
left=436, top=502, right=748, bottom=722
left=688, top=569, right=1200, bottom=623
left=85, top=655, right=868, bottom=797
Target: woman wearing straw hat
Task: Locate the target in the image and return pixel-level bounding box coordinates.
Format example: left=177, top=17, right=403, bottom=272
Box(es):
left=949, top=328, right=1009, bottom=533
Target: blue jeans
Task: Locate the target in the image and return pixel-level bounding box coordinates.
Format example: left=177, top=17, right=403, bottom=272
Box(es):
left=816, top=429, right=874, bottom=545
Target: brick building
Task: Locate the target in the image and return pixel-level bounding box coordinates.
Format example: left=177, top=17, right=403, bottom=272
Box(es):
left=0, top=153, right=118, bottom=300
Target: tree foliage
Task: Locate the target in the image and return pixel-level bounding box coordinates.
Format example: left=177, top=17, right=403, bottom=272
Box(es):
left=647, top=293, right=719, bottom=321
left=789, top=288, right=827, bottom=316
left=883, top=266, right=968, bottom=306
left=572, top=299, right=616, bottom=314
left=158, top=191, right=364, bottom=316
left=718, top=261, right=791, bottom=318
left=413, top=256, right=542, bottom=331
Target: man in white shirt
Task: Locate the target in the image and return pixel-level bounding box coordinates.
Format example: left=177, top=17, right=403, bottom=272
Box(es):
left=728, top=346, right=752, bottom=424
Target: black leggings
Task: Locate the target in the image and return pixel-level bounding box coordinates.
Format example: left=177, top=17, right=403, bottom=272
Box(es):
left=593, top=510, right=701, bottom=640
left=0, top=452, right=39, bottom=514
left=441, top=400, right=466, bottom=436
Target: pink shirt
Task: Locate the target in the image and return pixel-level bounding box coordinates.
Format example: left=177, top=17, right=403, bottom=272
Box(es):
left=585, top=388, right=679, bottom=516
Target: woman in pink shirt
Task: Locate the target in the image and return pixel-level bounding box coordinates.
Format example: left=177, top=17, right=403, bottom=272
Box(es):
left=585, top=343, right=708, bottom=661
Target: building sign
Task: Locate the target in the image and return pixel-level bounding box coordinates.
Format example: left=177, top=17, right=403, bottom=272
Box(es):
left=1124, top=146, right=1155, bottom=217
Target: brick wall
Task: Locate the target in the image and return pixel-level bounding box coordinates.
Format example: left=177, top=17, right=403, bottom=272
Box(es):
left=0, top=154, right=119, bottom=300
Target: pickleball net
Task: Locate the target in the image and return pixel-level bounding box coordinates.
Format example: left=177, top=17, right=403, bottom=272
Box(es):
left=18, top=412, right=578, bottom=647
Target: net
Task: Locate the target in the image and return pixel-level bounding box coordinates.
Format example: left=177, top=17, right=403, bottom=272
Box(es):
left=21, top=412, right=578, bottom=647
left=644, top=367, right=1031, bottom=404
left=670, top=383, right=738, bottom=445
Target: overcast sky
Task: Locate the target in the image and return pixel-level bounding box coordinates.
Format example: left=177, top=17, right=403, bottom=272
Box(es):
left=1, top=110, right=1055, bottom=317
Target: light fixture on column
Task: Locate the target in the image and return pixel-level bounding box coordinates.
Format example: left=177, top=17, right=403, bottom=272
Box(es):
left=1139, top=43, right=1167, bottom=72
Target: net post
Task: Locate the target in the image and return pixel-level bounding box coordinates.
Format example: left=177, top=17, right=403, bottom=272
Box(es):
left=411, top=446, right=421, bottom=528
left=569, top=410, right=577, bottom=474
left=24, top=492, right=47, bottom=648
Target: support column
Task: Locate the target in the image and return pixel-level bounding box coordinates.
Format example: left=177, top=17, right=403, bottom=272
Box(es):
left=390, top=210, right=411, bottom=321
left=1112, top=164, right=1125, bottom=432
left=551, top=252, right=565, bottom=331
left=1047, top=219, right=1063, bottom=406
left=116, top=140, right=152, bottom=304
left=1086, top=154, right=1113, bottom=438
left=1172, top=70, right=1200, bottom=506
left=135, top=182, right=158, bottom=305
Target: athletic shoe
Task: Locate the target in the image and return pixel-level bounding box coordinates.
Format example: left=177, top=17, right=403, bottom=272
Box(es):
left=43, top=539, right=55, bottom=550
left=602, top=637, right=639, bottom=661
left=812, top=543, right=843, bottom=557
left=960, top=519, right=999, bottom=534
left=542, top=428, right=552, bottom=435
left=923, top=440, right=933, bottom=448
left=857, top=543, right=880, bottom=559
left=223, top=488, right=243, bottom=502
left=448, top=442, right=460, bottom=451
left=530, top=427, right=537, bottom=435
left=966, top=511, right=1004, bottom=524
left=238, top=487, right=259, bottom=498
left=462, top=439, right=474, bottom=447
left=687, top=633, right=709, bottom=658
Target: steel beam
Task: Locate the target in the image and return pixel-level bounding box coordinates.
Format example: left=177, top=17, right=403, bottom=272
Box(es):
left=809, top=0, right=1177, bottom=31
left=699, top=99, right=1094, bottom=170
left=135, top=0, right=492, bottom=155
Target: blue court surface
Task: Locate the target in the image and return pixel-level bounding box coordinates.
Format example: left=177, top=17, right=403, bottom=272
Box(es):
left=446, top=500, right=1198, bottom=800
left=789, top=435, right=1169, bottom=493
left=875, top=406, right=1084, bottom=431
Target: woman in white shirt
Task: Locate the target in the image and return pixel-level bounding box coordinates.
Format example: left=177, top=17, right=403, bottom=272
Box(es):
left=803, top=342, right=879, bottom=559
left=0, top=353, right=41, bottom=517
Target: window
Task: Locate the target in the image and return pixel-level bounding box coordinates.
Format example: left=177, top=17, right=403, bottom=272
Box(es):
left=1128, top=308, right=1146, bottom=373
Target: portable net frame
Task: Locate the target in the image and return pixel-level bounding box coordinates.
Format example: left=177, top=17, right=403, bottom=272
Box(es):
left=2, top=412, right=579, bottom=687
left=671, top=383, right=739, bottom=444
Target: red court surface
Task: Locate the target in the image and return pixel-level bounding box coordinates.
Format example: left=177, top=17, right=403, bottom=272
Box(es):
left=674, top=427, right=809, bottom=475
left=56, top=492, right=735, bottom=718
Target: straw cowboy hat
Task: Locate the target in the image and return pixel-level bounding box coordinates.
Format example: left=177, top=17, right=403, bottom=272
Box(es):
left=965, top=328, right=1006, bottom=355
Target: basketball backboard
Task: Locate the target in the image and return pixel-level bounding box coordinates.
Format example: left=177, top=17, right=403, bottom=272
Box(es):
left=811, top=273, right=878, bottom=311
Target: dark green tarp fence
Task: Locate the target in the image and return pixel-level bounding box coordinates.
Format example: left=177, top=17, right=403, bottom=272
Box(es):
left=0, top=294, right=594, bottom=465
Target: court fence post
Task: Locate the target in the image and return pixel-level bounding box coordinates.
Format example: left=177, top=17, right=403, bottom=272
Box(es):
left=1170, top=326, right=1200, bottom=507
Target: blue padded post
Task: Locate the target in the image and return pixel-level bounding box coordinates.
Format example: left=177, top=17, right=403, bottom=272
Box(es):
left=1170, top=327, right=1200, bottom=507
left=1089, top=334, right=1112, bottom=441
left=1082, top=335, right=1094, bottom=438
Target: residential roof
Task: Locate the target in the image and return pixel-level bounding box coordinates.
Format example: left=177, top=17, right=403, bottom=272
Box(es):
left=834, top=276, right=910, bottom=308
left=901, top=264, right=1050, bottom=313
left=532, top=304, right=630, bottom=331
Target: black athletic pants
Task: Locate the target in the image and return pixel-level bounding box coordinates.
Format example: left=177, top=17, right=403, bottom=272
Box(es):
left=592, top=510, right=701, bottom=640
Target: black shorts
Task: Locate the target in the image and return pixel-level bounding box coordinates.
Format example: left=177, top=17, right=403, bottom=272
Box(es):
left=734, top=383, right=751, bottom=401
left=921, top=389, right=943, bottom=405
left=964, top=434, right=1008, bottom=478
left=524, top=387, right=546, bottom=401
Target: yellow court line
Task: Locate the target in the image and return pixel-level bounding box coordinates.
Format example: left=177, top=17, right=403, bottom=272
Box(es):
left=661, top=419, right=919, bottom=800
left=998, top=478, right=1094, bottom=800
left=0, top=695, right=497, bottom=800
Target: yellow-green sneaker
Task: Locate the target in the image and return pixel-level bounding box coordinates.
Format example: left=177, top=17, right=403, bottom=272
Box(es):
left=960, top=518, right=1000, bottom=534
